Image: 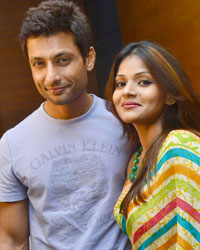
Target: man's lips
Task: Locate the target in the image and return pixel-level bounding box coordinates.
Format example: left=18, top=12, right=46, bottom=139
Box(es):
left=122, top=101, right=141, bottom=109
left=45, top=85, right=71, bottom=94
left=48, top=87, right=66, bottom=94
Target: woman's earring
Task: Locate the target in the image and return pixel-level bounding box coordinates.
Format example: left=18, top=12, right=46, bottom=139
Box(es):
left=166, top=96, right=176, bottom=105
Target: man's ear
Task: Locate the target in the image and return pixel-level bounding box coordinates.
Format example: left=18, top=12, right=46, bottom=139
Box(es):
left=166, top=95, right=176, bottom=105
left=86, top=46, right=96, bottom=71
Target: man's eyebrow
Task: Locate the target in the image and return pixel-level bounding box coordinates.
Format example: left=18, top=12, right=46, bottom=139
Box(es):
left=29, top=51, right=74, bottom=61
left=54, top=51, right=74, bottom=58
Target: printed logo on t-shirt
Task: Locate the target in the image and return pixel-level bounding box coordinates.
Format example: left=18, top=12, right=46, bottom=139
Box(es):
left=30, top=140, right=121, bottom=169
left=28, top=140, right=123, bottom=242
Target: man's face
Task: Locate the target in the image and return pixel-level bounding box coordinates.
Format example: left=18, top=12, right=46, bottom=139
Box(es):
left=27, top=32, right=94, bottom=106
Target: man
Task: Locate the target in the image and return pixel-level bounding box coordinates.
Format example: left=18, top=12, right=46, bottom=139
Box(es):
left=0, top=1, right=131, bottom=249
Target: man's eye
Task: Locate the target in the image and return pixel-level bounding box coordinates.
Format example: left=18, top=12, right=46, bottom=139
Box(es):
left=115, top=81, right=126, bottom=88
left=58, top=57, right=69, bottom=63
left=138, top=80, right=153, bottom=86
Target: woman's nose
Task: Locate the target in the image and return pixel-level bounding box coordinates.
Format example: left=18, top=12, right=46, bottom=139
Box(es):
left=123, top=81, right=137, bottom=96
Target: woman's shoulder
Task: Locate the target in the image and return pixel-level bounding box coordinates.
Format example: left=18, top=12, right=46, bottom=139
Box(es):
left=154, top=129, right=200, bottom=179
left=165, top=129, right=200, bottom=146
left=166, top=129, right=200, bottom=142
left=158, top=129, right=200, bottom=159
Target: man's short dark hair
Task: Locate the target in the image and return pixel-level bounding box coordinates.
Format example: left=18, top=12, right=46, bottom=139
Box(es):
left=19, top=0, right=93, bottom=60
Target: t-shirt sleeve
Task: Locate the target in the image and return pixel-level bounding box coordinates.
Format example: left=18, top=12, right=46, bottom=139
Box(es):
left=0, top=133, right=27, bottom=202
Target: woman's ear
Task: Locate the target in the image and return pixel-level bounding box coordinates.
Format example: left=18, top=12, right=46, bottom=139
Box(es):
left=86, top=46, right=96, bottom=71
left=166, top=95, right=176, bottom=105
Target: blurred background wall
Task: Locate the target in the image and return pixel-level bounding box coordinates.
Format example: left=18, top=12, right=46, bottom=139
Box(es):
left=116, top=0, right=200, bottom=94
left=0, top=1, right=43, bottom=135
left=0, top=0, right=200, bottom=136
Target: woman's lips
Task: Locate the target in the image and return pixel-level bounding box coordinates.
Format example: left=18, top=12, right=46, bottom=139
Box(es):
left=122, top=101, right=141, bottom=109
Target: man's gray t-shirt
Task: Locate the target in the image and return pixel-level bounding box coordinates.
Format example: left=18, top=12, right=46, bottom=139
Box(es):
left=0, top=95, right=131, bottom=250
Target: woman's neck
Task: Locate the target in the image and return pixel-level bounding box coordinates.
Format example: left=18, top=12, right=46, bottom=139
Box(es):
left=134, top=122, right=163, bottom=156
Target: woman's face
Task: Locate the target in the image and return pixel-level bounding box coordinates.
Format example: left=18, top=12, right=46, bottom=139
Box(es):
left=113, top=55, right=167, bottom=127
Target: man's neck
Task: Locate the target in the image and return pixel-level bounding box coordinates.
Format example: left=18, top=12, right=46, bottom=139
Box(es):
left=44, top=93, right=93, bottom=120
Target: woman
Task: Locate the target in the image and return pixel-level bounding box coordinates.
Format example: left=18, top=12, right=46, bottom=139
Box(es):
left=105, top=41, right=200, bottom=249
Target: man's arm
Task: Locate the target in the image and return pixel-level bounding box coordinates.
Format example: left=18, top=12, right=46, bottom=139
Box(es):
left=0, top=199, right=29, bottom=250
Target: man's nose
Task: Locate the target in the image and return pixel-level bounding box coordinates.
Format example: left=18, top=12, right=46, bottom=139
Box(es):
left=45, top=63, right=61, bottom=85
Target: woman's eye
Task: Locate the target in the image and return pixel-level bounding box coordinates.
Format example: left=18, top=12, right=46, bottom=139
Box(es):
left=138, top=80, right=153, bottom=86
left=34, top=61, right=44, bottom=67
left=115, top=81, right=126, bottom=88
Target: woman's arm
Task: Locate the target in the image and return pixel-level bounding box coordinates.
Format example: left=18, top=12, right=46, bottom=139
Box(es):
left=125, top=130, right=200, bottom=248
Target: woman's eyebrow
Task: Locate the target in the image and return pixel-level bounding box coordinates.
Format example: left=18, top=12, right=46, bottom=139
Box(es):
left=134, top=71, right=150, bottom=76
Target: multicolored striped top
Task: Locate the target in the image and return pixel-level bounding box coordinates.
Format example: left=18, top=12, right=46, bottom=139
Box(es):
left=114, top=130, right=200, bottom=249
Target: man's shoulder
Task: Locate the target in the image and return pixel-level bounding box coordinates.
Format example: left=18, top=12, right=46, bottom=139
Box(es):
left=92, top=95, right=118, bottom=120
left=4, top=105, right=42, bottom=137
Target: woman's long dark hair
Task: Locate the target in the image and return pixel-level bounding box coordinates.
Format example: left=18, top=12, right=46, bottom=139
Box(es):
left=105, top=40, right=200, bottom=217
